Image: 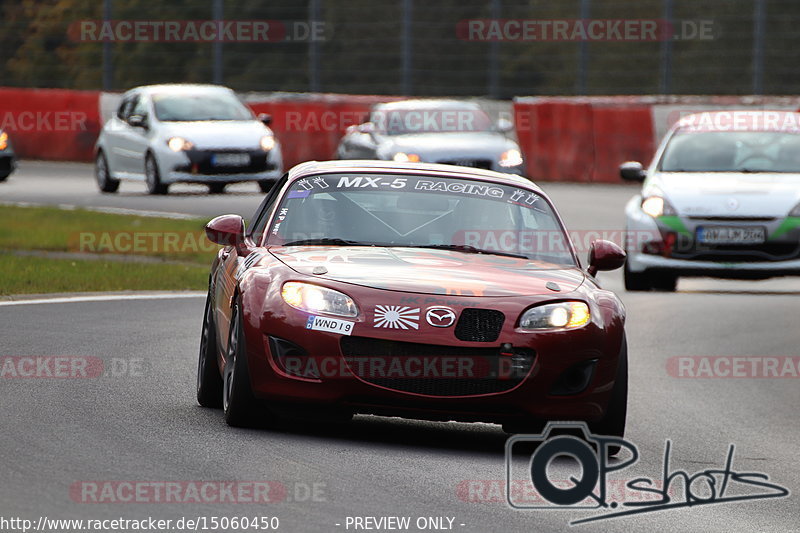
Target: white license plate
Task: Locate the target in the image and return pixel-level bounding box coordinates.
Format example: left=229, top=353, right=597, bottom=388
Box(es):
left=696, top=226, right=766, bottom=245
left=305, top=315, right=354, bottom=336
left=212, top=153, right=250, bottom=167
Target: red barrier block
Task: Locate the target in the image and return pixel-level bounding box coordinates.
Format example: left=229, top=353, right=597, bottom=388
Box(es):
left=514, top=101, right=595, bottom=182
left=590, top=105, right=654, bottom=183
left=0, top=88, right=102, bottom=161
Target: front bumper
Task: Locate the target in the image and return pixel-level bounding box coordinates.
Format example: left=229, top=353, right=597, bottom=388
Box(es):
left=160, top=147, right=282, bottom=184
left=625, top=197, right=800, bottom=278
left=238, top=278, right=624, bottom=425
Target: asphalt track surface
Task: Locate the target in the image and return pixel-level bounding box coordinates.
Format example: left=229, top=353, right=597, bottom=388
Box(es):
left=1, top=162, right=798, bottom=532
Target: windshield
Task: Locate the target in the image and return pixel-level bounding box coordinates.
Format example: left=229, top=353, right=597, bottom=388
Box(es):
left=152, top=92, right=253, bottom=122
left=371, top=107, right=494, bottom=135
left=660, top=131, right=800, bottom=173
left=267, top=173, right=576, bottom=267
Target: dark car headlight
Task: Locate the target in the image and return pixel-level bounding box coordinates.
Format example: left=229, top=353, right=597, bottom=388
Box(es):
left=519, top=301, right=590, bottom=330
left=281, top=281, right=358, bottom=317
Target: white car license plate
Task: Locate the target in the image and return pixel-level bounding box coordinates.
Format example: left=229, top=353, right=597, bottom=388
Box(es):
left=212, top=153, right=250, bottom=167
left=696, top=226, right=766, bottom=245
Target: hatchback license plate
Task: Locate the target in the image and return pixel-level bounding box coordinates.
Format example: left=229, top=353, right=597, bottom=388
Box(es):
left=696, top=226, right=766, bottom=245
left=212, top=153, right=250, bottom=167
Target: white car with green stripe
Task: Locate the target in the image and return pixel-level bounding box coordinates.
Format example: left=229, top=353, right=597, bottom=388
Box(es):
left=620, top=110, right=800, bottom=291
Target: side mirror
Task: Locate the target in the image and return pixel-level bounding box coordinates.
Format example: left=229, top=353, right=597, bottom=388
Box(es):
left=620, top=161, right=646, bottom=182
left=357, top=122, right=376, bottom=135
left=258, top=113, right=272, bottom=126
left=128, top=114, right=148, bottom=129
left=587, top=240, right=626, bottom=277
left=495, top=117, right=514, bottom=133
left=205, top=214, right=246, bottom=249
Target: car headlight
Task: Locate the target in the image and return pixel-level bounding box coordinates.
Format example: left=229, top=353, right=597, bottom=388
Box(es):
left=167, top=137, right=194, bottom=152
left=393, top=152, right=420, bottom=162
left=260, top=135, right=275, bottom=151
left=641, top=195, right=677, bottom=218
left=281, top=282, right=358, bottom=317
left=499, top=148, right=523, bottom=168
left=519, top=302, right=590, bottom=330
left=0, top=132, right=8, bottom=150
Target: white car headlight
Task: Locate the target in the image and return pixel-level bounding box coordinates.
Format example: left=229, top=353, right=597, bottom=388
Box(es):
left=519, top=302, right=590, bottom=330
left=499, top=149, right=523, bottom=168
left=281, top=282, right=358, bottom=317
left=641, top=195, right=677, bottom=218
left=392, top=152, right=420, bottom=162
left=260, top=135, right=276, bottom=151
left=167, top=137, right=193, bottom=152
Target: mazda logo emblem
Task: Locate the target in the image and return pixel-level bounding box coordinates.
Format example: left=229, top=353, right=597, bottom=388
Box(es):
left=425, top=307, right=457, bottom=327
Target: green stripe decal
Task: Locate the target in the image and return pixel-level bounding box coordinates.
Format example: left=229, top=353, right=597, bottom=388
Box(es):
left=658, top=215, right=690, bottom=236
left=770, top=217, right=800, bottom=240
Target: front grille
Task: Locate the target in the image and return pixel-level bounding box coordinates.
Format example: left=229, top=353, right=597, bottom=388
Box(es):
left=671, top=242, right=800, bottom=262
left=454, top=308, right=505, bottom=342
left=437, top=159, right=493, bottom=170
left=340, top=336, right=535, bottom=397
left=176, top=150, right=275, bottom=175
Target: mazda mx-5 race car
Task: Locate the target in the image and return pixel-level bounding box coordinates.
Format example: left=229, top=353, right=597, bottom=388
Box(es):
left=197, top=160, right=628, bottom=440
left=621, top=110, right=800, bottom=291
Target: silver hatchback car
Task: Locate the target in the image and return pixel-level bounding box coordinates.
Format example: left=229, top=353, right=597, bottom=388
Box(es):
left=621, top=110, right=800, bottom=291
left=94, top=84, right=283, bottom=195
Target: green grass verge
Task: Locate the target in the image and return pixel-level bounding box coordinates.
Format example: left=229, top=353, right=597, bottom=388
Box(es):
left=0, top=253, right=209, bottom=295
left=0, top=205, right=218, bottom=295
left=0, top=205, right=218, bottom=264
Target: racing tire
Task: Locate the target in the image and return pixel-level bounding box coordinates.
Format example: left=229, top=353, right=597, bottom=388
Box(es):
left=145, top=153, right=168, bottom=195
left=590, top=334, right=628, bottom=457
left=623, top=262, right=651, bottom=291
left=95, top=151, right=120, bottom=193
left=651, top=272, right=678, bottom=292
left=223, top=299, right=268, bottom=427
left=197, top=291, right=223, bottom=408
left=208, top=183, right=226, bottom=194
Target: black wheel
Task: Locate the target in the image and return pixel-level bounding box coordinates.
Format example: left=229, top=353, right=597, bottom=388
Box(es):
left=651, top=272, right=677, bottom=292
left=258, top=180, right=275, bottom=193
left=624, top=261, right=652, bottom=291
left=145, top=153, right=168, bottom=195
left=208, top=183, right=226, bottom=194
left=591, top=334, right=628, bottom=456
left=197, top=292, right=223, bottom=408
left=223, top=299, right=268, bottom=427
left=95, top=151, right=119, bottom=193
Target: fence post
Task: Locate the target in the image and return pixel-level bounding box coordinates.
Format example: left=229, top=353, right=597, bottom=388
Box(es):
left=752, top=0, right=766, bottom=95
left=401, top=0, right=413, bottom=95
left=575, top=0, right=591, bottom=95
left=102, top=0, right=112, bottom=90
left=212, top=0, right=224, bottom=85
left=309, top=0, right=321, bottom=92
left=659, top=0, right=673, bottom=94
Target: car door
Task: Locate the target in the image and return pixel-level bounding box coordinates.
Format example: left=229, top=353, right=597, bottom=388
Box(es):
left=113, top=94, right=152, bottom=177
left=103, top=95, right=135, bottom=173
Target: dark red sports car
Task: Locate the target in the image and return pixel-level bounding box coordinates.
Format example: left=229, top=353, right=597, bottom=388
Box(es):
left=197, top=160, right=628, bottom=438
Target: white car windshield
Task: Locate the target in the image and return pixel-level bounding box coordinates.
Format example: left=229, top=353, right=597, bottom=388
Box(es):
left=267, top=173, right=576, bottom=267
left=371, top=108, right=494, bottom=135
left=153, top=93, right=253, bottom=122
left=660, top=131, right=800, bottom=173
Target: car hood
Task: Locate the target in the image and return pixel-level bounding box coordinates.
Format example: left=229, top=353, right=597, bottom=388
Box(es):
left=651, top=172, right=800, bottom=217
left=158, top=120, right=271, bottom=150
left=270, top=246, right=584, bottom=297
left=378, top=132, right=517, bottom=161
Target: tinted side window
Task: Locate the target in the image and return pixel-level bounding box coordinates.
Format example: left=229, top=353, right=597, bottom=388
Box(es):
left=249, top=174, right=288, bottom=245
left=117, top=96, right=136, bottom=120
left=131, top=96, right=148, bottom=118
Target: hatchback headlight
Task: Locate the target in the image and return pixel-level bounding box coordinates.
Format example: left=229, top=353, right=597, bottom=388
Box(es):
left=260, top=135, right=275, bottom=151
left=0, top=131, right=8, bottom=150
left=167, top=137, right=193, bottom=152
left=519, top=302, right=590, bottom=330
left=393, top=152, right=420, bottom=163
left=281, top=282, right=358, bottom=317
left=641, top=195, right=677, bottom=218
left=499, top=149, right=523, bottom=168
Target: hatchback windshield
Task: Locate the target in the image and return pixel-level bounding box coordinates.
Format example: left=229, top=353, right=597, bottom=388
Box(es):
left=371, top=107, right=494, bottom=135
left=153, top=92, right=253, bottom=122
left=660, top=131, right=800, bottom=173
left=267, top=173, right=576, bottom=267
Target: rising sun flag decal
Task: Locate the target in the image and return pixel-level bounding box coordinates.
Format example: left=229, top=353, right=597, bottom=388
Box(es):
left=373, top=305, right=420, bottom=329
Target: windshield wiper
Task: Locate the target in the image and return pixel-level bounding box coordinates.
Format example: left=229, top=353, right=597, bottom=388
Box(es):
left=282, top=238, right=375, bottom=246
left=401, top=244, right=529, bottom=259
